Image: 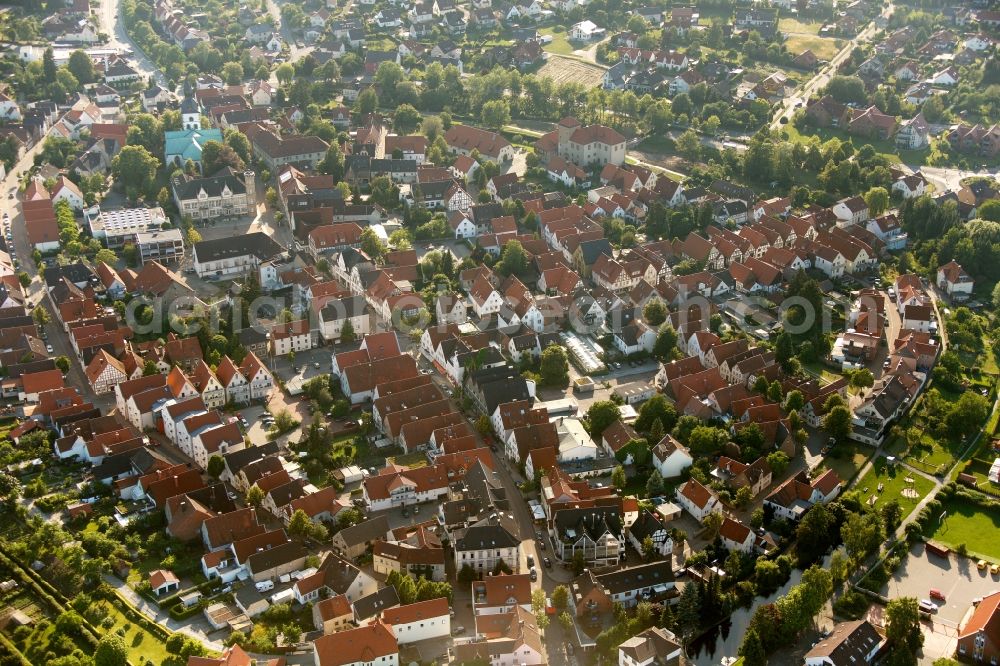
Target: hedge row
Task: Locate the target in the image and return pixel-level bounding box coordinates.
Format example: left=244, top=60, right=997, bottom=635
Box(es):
left=157, top=578, right=222, bottom=609
left=0, top=549, right=100, bottom=647
left=169, top=601, right=204, bottom=621
left=0, top=629, right=32, bottom=666
left=106, top=587, right=171, bottom=642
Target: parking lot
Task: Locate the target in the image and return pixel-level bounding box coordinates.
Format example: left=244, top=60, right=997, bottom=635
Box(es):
left=878, top=543, right=995, bottom=626
left=237, top=403, right=277, bottom=446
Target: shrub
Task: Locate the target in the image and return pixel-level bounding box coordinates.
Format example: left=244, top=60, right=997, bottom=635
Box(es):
left=833, top=589, right=871, bottom=619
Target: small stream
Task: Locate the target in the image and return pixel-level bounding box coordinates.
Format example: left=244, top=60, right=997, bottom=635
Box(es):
left=687, top=552, right=832, bottom=666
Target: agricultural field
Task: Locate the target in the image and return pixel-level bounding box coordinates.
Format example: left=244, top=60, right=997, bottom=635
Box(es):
left=537, top=56, right=606, bottom=87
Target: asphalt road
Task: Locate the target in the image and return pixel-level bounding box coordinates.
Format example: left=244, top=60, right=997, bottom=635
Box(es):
left=769, top=5, right=891, bottom=131
left=99, top=0, right=169, bottom=88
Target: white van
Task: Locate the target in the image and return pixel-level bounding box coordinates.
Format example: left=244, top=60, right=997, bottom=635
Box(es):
left=255, top=580, right=275, bottom=593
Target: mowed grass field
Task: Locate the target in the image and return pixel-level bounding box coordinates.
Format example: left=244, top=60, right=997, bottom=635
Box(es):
left=536, top=56, right=606, bottom=87
left=538, top=27, right=574, bottom=55
left=778, top=17, right=823, bottom=34
left=925, top=495, right=1000, bottom=561
left=784, top=34, right=845, bottom=61
left=821, top=441, right=873, bottom=484
left=855, top=457, right=936, bottom=519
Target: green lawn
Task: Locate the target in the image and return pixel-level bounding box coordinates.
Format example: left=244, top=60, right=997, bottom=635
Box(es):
left=538, top=27, right=574, bottom=55
left=820, top=442, right=874, bottom=483
left=102, top=597, right=171, bottom=666
left=637, top=135, right=673, bottom=152
left=784, top=34, right=844, bottom=61
left=778, top=17, right=822, bottom=34
left=801, top=361, right=843, bottom=386
left=387, top=451, right=428, bottom=469
left=854, top=457, right=936, bottom=519
left=925, top=495, right=1000, bottom=561
left=781, top=123, right=928, bottom=165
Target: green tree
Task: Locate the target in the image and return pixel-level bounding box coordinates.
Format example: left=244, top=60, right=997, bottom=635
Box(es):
left=676, top=129, right=700, bottom=159
left=688, top=425, right=727, bottom=456
left=740, top=627, right=766, bottom=666
left=841, top=511, right=884, bottom=562
left=222, top=61, right=244, bottom=85
left=643, top=298, right=667, bottom=326
left=559, top=610, right=574, bottom=632
left=635, top=394, right=677, bottom=435
left=885, top=597, right=924, bottom=654
left=360, top=227, right=386, bottom=259
left=675, top=578, right=701, bottom=644
left=652, top=324, right=678, bottom=361
left=864, top=186, right=890, bottom=217
left=246, top=484, right=264, bottom=508
left=0, top=472, right=21, bottom=502
left=552, top=585, right=569, bottom=611
left=319, top=143, right=345, bottom=180
left=55, top=356, right=71, bottom=373
left=497, top=239, right=529, bottom=276
left=369, top=176, right=399, bottom=209
left=735, top=485, right=753, bottom=507
left=586, top=400, right=620, bottom=439
left=275, top=62, right=295, bottom=85
left=200, top=140, right=245, bottom=174
left=206, top=454, right=225, bottom=479
left=881, top=499, right=903, bottom=533
left=43, top=47, right=57, bottom=83
left=396, top=574, right=417, bottom=605
left=946, top=391, right=989, bottom=439
left=94, top=248, right=118, bottom=266
left=646, top=469, right=664, bottom=496
left=481, top=99, right=511, bottom=129
left=288, top=509, right=325, bottom=542
left=611, top=465, right=626, bottom=489
left=355, top=87, right=379, bottom=115
left=850, top=368, right=875, bottom=390
left=795, top=502, right=833, bottom=565
left=824, top=405, right=853, bottom=443
left=979, top=200, right=1000, bottom=223
left=763, top=449, right=788, bottom=476
left=340, top=319, right=356, bottom=343
left=539, top=345, right=569, bottom=388
left=68, top=49, right=96, bottom=84
left=393, top=104, right=423, bottom=134
left=111, top=145, right=159, bottom=199
left=702, top=510, right=724, bottom=540
left=94, top=635, right=128, bottom=666
left=784, top=390, right=804, bottom=412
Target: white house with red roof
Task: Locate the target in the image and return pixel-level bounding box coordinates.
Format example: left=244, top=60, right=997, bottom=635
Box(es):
left=50, top=175, right=85, bottom=211
left=239, top=351, right=274, bottom=400
left=312, top=622, right=399, bottom=666
left=378, top=598, right=451, bottom=643
left=937, top=260, right=974, bottom=300
left=674, top=478, right=720, bottom=522
left=718, top=517, right=755, bottom=553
